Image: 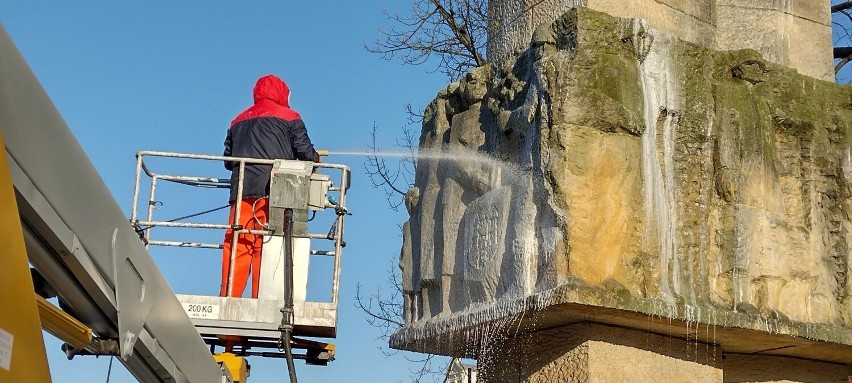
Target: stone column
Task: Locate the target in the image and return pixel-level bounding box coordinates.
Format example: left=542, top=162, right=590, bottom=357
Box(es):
left=714, top=0, right=834, bottom=81
left=485, top=0, right=833, bottom=81
left=487, top=0, right=586, bottom=63
left=586, top=0, right=715, bottom=47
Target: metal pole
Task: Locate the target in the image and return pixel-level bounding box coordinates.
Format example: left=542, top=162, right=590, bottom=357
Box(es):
left=227, top=161, right=246, bottom=297
left=147, top=240, right=222, bottom=249
left=330, top=169, right=348, bottom=305
left=134, top=221, right=233, bottom=230
left=145, top=176, right=158, bottom=247
left=130, top=153, right=143, bottom=223
left=282, top=208, right=297, bottom=383
left=137, top=150, right=277, bottom=165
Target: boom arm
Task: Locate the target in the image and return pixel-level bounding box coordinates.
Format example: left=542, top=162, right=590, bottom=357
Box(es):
left=0, top=24, right=223, bottom=383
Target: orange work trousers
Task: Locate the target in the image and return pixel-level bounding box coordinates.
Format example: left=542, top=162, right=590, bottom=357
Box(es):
left=220, top=197, right=268, bottom=298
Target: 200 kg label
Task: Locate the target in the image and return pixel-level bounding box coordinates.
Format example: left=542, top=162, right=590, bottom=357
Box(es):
left=182, top=303, right=220, bottom=319
left=187, top=304, right=213, bottom=313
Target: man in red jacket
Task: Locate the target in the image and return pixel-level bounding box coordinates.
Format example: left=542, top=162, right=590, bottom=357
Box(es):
left=221, top=74, right=320, bottom=298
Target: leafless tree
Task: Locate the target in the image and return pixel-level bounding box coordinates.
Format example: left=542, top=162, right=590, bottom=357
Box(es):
left=360, top=122, right=448, bottom=381
left=368, top=0, right=561, bottom=82
left=364, top=122, right=419, bottom=211
left=833, top=0, right=852, bottom=80
left=368, top=0, right=488, bottom=81
left=354, top=258, right=448, bottom=383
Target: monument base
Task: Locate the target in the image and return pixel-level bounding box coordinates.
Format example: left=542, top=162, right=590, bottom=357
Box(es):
left=478, top=323, right=849, bottom=383
left=723, top=354, right=850, bottom=383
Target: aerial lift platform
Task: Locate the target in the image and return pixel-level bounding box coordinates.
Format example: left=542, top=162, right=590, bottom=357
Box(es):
left=129, top=151, right=351, bottom=381
left=1, top=21, right=350, bottom=382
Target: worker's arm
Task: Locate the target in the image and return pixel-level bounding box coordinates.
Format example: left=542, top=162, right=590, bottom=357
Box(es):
left=223, top=128, right=234, bottom=171
left=290, top=120, right=319, bottom=162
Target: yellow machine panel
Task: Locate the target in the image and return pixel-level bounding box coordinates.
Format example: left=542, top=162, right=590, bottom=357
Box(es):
left=214, top=353, right=249, bottom=383
left=0, top=130, right=52, bottom=381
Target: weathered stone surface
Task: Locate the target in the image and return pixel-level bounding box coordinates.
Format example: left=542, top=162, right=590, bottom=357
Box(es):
left=724, top=354, right=851, bottom=383
left=480, top=322, right=850, bottom=383
left=487, top=0, right=834, bottom=81
left=480, top=323, right=723, bottom=383
left=393, top=6, right=852, bottom=377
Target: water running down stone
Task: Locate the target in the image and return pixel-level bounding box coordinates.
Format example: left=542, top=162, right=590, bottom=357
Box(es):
left=391, top=6, right=851, bottom=383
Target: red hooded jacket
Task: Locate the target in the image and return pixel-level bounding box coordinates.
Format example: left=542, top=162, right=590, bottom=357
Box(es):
left=224, top=75, right=319, bottom=202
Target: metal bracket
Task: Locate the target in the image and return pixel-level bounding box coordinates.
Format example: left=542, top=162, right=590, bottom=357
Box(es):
left=112, top=228, right=153, bottom=361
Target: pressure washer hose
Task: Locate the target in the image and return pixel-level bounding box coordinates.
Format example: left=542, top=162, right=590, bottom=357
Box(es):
left=283, top=208, right=297, bottom=383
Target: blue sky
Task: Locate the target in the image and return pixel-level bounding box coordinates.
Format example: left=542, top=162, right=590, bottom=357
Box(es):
left=4, top=2, right=850, bottom=382
left=834, top=1, right=852, bottom=83
left=1, top=1, right=447, bottom=382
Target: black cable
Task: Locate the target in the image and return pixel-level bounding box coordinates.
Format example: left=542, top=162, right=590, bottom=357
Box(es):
left=135, top=204, right=230, bottom=232
left=105, top=356, right=113, bottom=383
left=164, top=204, right=230, bottom=223
left=283, top=208, right=298, bottom=383
left=161, top=178, right=229, bottom=189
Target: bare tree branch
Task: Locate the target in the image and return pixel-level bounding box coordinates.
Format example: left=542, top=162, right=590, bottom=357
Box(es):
left=832, top=0, right=852, bottom=13
left=836, top=55, right=852, bottom=73
left=365, top=123, right=415, bottom=211
left=366, top=0, right=563, bottom=82
left=354, top=283, right=404, bottom=331
left=429, top=0, right=486, bottom=67
left=836, top=46, right=852, bottom=58
left=404, top=102, right=426, bottom=126
left=354, top=258, right=448, bottom=383
left=368, top=0, right=488, bottom=81
left=833, top=1, right=852, bottom=79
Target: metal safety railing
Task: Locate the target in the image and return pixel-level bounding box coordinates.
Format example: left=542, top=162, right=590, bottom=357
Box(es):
left=129, top=150, right=350, bottom=305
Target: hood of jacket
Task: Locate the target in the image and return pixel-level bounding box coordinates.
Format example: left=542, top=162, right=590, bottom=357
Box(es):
left=253, top=75, right=290, bottom=107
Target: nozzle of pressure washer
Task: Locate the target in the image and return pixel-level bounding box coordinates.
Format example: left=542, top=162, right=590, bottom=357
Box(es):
left=316, top=149, right=329, bottom=156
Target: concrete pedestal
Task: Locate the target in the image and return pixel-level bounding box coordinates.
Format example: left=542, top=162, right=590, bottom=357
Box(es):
left=479, top=323, right=722, bottom=383
left=723, top=354, right=851, bottom=383
left=477, top=323, right=850, bottom=383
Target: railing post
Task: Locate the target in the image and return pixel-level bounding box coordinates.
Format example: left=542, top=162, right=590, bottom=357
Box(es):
left=130, top=152, right=144, bottom=223
left=330, top=168, right=348, bottom=305
left=145, top=176, right=158, bottom=247
left=227, top=161, right=246, bottom=297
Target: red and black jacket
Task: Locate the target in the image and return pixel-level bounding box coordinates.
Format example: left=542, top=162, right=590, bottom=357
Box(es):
left=224, top=75, right=319, bottom=203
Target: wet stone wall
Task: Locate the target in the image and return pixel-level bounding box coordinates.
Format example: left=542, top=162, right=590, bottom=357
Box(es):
left=394, top=7, right=852, bottom=364
left=487, top=0, right=834, bottom=81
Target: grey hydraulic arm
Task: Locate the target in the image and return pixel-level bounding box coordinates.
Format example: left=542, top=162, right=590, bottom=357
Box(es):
left=0, top=24, right=223, bottom=382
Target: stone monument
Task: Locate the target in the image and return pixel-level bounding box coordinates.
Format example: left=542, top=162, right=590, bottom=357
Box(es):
left=393, top=4, right=852, bottom=383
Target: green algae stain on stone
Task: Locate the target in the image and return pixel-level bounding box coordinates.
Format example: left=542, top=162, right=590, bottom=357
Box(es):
left=394, top=5, right=852, bottom=365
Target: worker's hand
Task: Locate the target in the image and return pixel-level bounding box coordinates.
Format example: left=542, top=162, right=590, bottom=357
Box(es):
left=315, top=154, right=322, bottom=163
